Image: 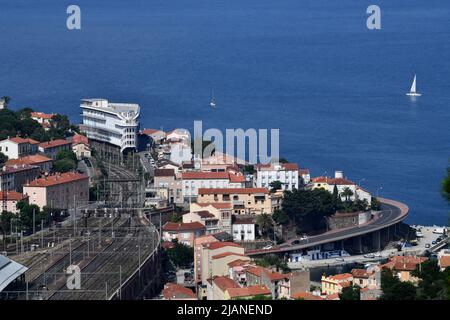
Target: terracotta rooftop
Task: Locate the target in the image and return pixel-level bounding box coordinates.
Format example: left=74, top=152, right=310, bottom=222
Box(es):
left=324, top=273, right=353, bottom=281
left=6, top=154, right=52, bottom=167
left=39, top=139, right=71, bottom=149
left=0, top=191, right=26, bottom=201
left=31, top=112, right=54, bottom=120
left=142, top=128, right=165, bottom=135
left=228, top=259, right=251, bottom=267
left=351, top=269, right=370, bottom=278
left=198, top=188, right=268, bottom=195
left=213, top=276, right=240, bottom=291
left=204, top=241, right=242, bottom=250
left=312, top=176, right=355, bottom=186
left=194, top=210, right=215, bottom=219
left=195, top=203, right=232, bottom=209
left=439, top=256, right=450, bottom=269
left=162, top=222, right=205, bottom=232
left=25, top=172, right=88, bottom=187
left=163, top=283, right=196, bottom=300
left=182, top=171, right=231, bottom=180
left=256, top=162, right=299, bottom=171
left=72, top=134, right=89, bottom=145
left=154, top=169, right=175, bottom=177
left=4, top=136, right=39, bottom=145
left=245, top=266, right=285, bottom=281
left=291, top=291, right=323, bottom=300
left=226, top=285, right=271, bottom=299
left=211, top=252, right=248, bottom=260
left=1, top=164, right=39, bottom=174
left=381, top=256, right=428, bottom=271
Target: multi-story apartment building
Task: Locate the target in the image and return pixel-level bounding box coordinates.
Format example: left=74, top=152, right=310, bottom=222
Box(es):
left=189, top=203, right=232, bottom=235
left=197, top=187, right=279, bottom=215
left=0, top=164, right=41, bottom=192
left=162, top=221, right=206, bottom=247
left=0, top=191, right=27, bottom=213
left=6, top=154, right=53, bottom=173
left=256, top=162, right=300, bottom=191
left=80, top=98, right=140, bottom=153
left=23, top=172, right=89, bottom=209
left=153, top=169, right=183, bottom=204
left=0, top=137, right=39, bottom=160
left=181, top=171, right=245, bottom=202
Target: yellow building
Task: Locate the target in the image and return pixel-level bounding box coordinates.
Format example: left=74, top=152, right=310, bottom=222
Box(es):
left=197, top=188, right=281, bottom=215
left=321, top=273, right=353, bottom=295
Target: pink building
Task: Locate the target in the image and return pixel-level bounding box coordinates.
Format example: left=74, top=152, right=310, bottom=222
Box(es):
left=0, top=191, right=27, bottom=213
left=162, top=221, right=206, bottom=247
left=23, top=172, right=89, bottom=209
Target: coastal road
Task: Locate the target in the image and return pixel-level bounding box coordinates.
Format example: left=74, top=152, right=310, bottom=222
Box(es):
left=247, top=198, right=409, bottom=256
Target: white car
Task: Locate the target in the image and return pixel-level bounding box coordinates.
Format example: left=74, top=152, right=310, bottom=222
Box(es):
left=364, top=253, right=375, bottom=258
left=262, top=245, right=273, bottom=250
left=374, top=252, right=382, bottom=257
left=299, top=235, right=308, bottom=241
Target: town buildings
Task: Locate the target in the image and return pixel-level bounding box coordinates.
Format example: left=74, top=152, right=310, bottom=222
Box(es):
left=312, top=170, right=372, bottom=205
left=5, top=154, right=53, bottom=173
left=321, top=273, right=353, bottom=295
left=0, top=191, right=27, bottom=213
left=162, top=221, right=206, bottom=247
left=0, top=164, right=41, bottom=192
left=197, top=188, right=279, bottom=215
left=0, top=137, right=39, bottom=160
left=31, top=112, right=54, bottom=130
left=162, top=283, right=197, bottom=300
left=38, top=139, right=72, bottom=160
left=23, top=172, right=89, bottom=209
left=380, top=256, right=428, bottom=283
left=256, top=162, right=300, bottom=191
left=80, top=98, right=140, bottom=153
left=71, top=133, right=91, bottom=160
left=181, top=172, right=245, bottom=201
left=231, top=216, right=255, bottom=241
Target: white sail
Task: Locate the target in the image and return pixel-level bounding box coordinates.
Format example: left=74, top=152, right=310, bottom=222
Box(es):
left=406, top=74, right=421, bottom=97
left=410, top=74, right=417, bottom=93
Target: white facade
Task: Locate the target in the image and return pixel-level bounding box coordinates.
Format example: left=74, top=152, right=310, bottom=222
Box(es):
left=181, top=172, right=245, bottom=200
left=80, top=99, right=140, bottom=152
left=256, top=163, right=299, bottom=191
left=232, top=223, right=255, bottom=241
left=0, top=140, right=20, bottom=159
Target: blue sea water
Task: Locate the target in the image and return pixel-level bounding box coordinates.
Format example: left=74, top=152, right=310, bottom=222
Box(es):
left=0, top=0, right=449, bottom=225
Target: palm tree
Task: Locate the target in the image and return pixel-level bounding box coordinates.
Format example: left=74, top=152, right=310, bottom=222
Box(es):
left=257, top=213, right=273, bottom=238
left=1, top=96, right=11, bottom=108
left=341, top=187, right=354, bottom=202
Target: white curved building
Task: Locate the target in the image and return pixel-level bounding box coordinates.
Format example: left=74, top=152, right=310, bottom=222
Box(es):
left=80, top=99, right=140, bottom=153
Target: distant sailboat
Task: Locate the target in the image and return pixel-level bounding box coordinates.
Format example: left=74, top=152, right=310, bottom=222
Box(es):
left=406, top=74, right=421, bottom=97
left=210, top=91, right=216, bottom=108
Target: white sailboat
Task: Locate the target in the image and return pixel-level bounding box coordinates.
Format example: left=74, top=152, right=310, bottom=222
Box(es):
left=406, top=74, right=421, bottom=97
left=209, top=91, right=216, bottom=108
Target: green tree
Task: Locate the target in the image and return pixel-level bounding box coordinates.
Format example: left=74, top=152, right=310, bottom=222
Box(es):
left=0, top=152, right=8, bottom=165
left=0, top=211, right=15, bottom=250
left=166, top=239, right=194, bottom=268
left=371, top=197, right=382, bottom=211
left=269, top=180, right=283, bottom=193
left=341, top=187, right=354, bottom=202
left=256, top=213, right=273, bottom=238
left=339, top=285, right=361, bottom=300
left=443, top=166, right=450, bottom=202
left=282, top=189, right=334, bottom=233
left=243, top=165, right=255, bottom=175
left=53, top=158, right=77, bottom=173
left=380, top=269, right=417, bottom=300
left=56, top=150, right=77, bottom=162
left=412, top=260, right=448, bottom=300
left=1, top=96, right=11, bottom=108
left=16, top=201, right=42, bottom=231
left=255, top=254, right=290, bottom=273
left=272, top=209, right=289, bottom=225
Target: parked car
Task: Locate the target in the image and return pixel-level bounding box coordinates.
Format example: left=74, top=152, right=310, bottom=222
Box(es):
left=291, top=240, right=300, bottom=246
left=431, top=240, right=436, bottom=245
left=374, top=252, right=382, bottom=257
left=425, top=243, right=431, bottom=248
left=299, top=235, right=308, bottom=241
left=262, top=245, right=273, bottom=250
left=364, top=253, right=375, bottom=258
left=335, top=258, right=345, bottom=262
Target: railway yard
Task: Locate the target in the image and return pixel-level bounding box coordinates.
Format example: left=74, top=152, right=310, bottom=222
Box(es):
left=2, top=209, right=159, bottom=300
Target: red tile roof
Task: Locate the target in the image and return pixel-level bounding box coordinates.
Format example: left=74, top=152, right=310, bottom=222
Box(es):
left=6, top=136, right=39, bottom=144
left=163, top=222, right=205, bottom=232
left=154, top=169, right=175, bottom=177
left=351, top=269, right=370, bottom=278
left=163, top=283, right=197, bottom=300
left=226, top=285, right=271, bottom=299
left=198, top=188, right=268, bottom=195
left=246, top=266, right=284, bottom=281
left=229, top=174, right=245, bottom=183
left=0, top=191, right=26, bottom=201
left=325, top=273, right=353, bottom=281
left=213, top=276, right=240, bottom=291
left=211, top=252, right=248, bottom=260
left=182, top=172, right=230, bottom=180
left=195, top=203, right=232, bottom=209
left=6, top=154, right=52, bottom=167
left=142, top=128, right=164, bottom=135
left=72, top=134, right=89, bottom=146
left=439, top=256, right=450, bottom=269
left=312, top=176, right=355, bottom=185
left=1, top=164, right=39, bottom=174
left=381, top=256, right=428, bottom=271
left=228, top=259, right=251, bottom=267
left=194, top=210, right=215, bottom=219
left=31, top=112, right=54, bottom=120
left=25, top=172, right=88, bottom=187
left=292, top=291, right=323, bottom=300
left=204, top=241, right=242, bottom=250
left=39, top=139, right=71, bottom=149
